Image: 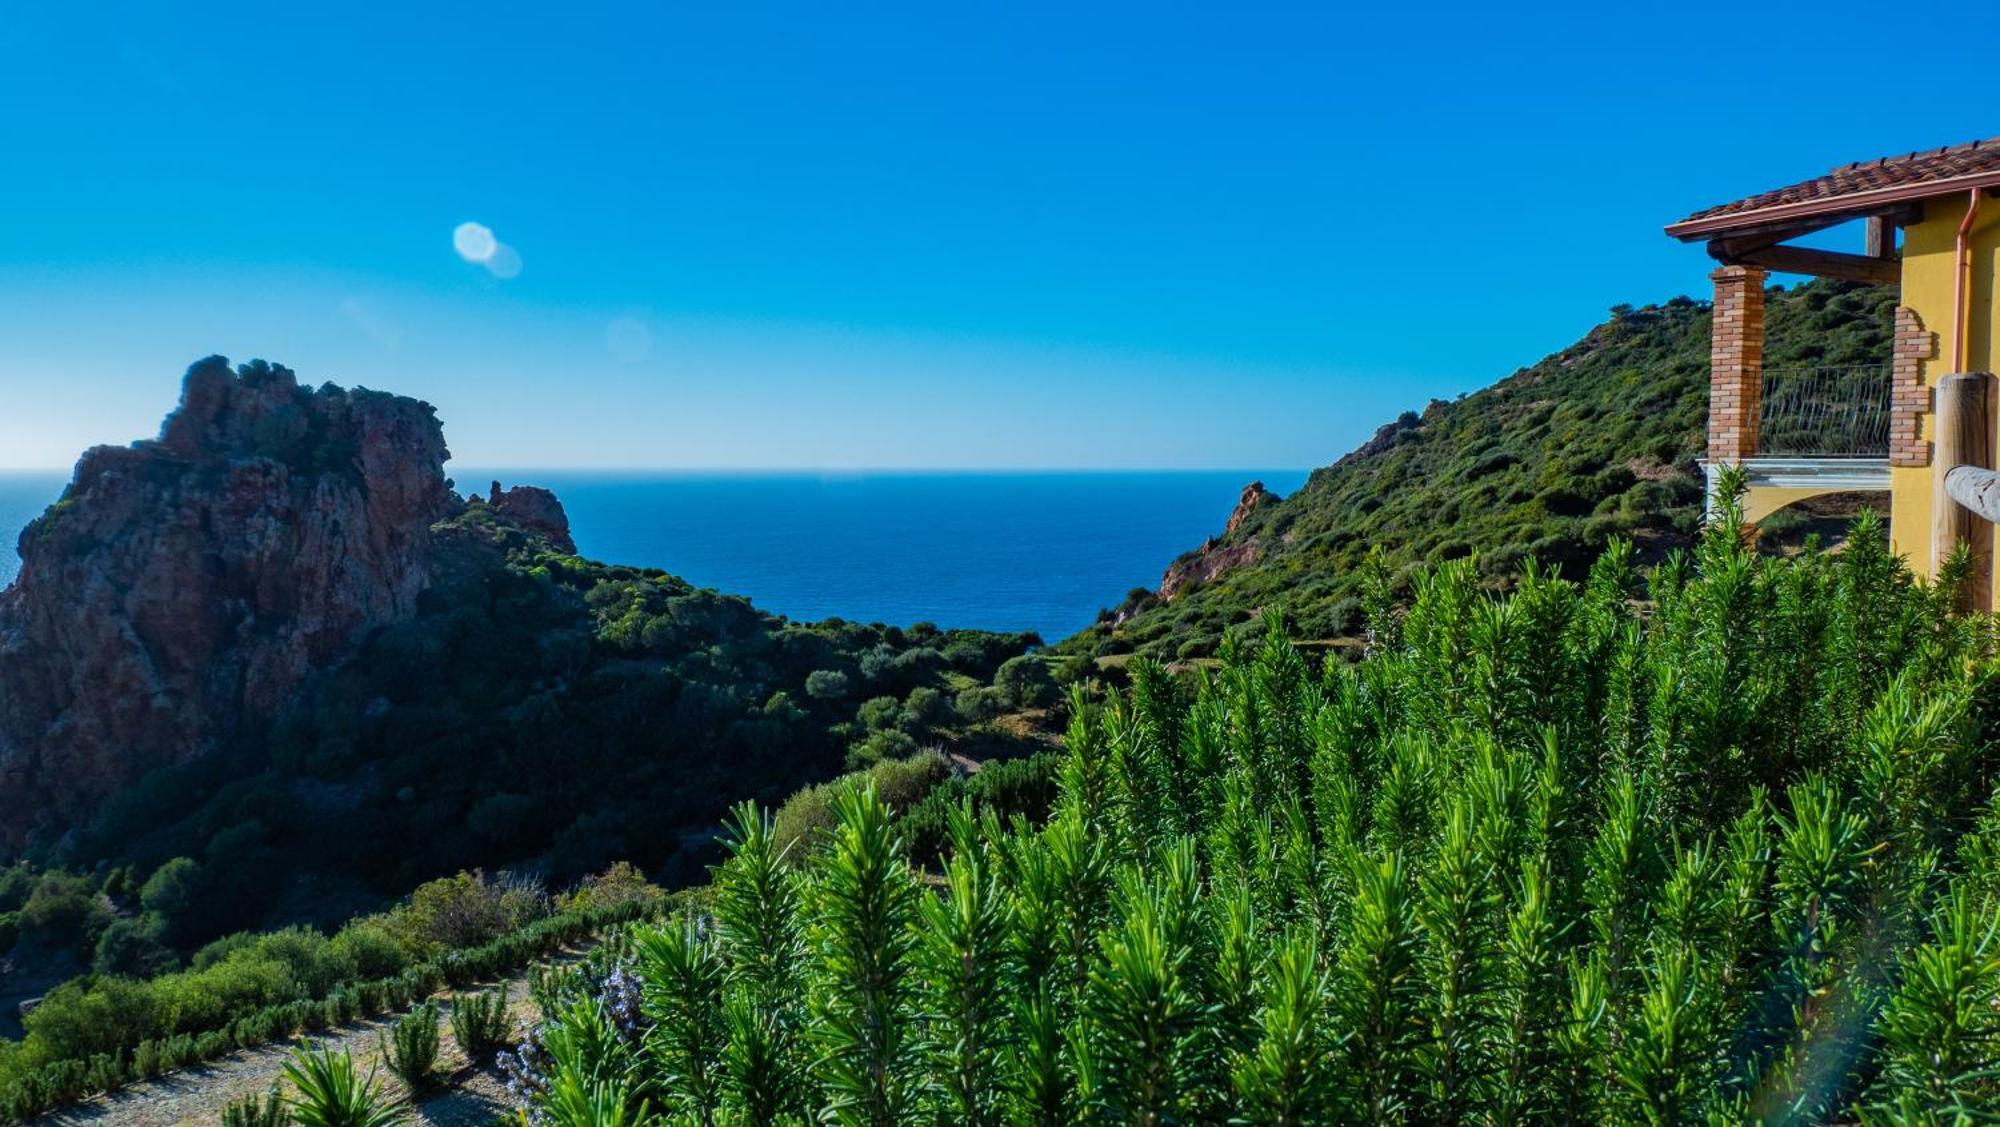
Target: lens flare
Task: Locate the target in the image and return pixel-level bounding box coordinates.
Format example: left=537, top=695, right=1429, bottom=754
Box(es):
left=452, top=221, right=497, bottom=263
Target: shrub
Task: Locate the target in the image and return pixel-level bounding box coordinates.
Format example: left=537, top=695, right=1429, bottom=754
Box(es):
left=328, top=921, right=410, bottom=981
left=19, top=871, right=107, bottom=946
left=281, top=1042, right=404, bottom=1127
left=845, top=728, right=918, bottom=770
left=558, top=863, right=664, bottom=916
left=953, top=685, right=1010, bottom=725
left=855, top=696, right=903, bottom=731
left=804, top=669, right=851, bottom=701
left=773, top=751, right=954, bottom=857
left=386, top=872, right=547, bottom=953
left=378, top=1003, right=441, bottom=1089
left=449, top=987, right=512, bottom=1062
left=222, top=1084, right=291, bottom=1127
left=993, top=655, right=1056, bottom=709
left=138, top=857, right=203, bottom=919
left=91, top=913, right=173, bottom=977
left=517, top=513, right=2000, bottom=1125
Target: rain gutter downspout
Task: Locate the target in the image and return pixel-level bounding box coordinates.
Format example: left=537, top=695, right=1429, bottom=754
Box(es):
left=1955, top=188, right=1985, bottom=372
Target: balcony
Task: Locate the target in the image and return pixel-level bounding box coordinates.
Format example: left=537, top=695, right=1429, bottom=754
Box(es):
left=1756, top=362, right=1891, bottom=458
left=1708, top=362, right=1894, bottom=521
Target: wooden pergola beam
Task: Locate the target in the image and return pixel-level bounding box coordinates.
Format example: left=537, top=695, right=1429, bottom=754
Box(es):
left=1705, top=240, right=1901, bottom=285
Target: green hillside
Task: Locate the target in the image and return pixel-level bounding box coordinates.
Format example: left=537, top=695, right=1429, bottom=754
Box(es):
left=1073, top=280, right=1896, bottom=661
left=6, top=502, right=1044, bottom=969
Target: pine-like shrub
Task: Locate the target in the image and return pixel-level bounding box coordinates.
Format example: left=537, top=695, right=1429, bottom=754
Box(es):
left=512, top=488, right=2000, bottom=1123
left=221, top=1084, right=291, bottom=1127
left=448, top=987, right=512, bottom=1063
left=378, top=1003, right=440, bottom=1089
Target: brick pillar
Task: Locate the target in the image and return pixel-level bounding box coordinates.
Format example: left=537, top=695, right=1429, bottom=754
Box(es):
left=1890, top=306, right=1938, bottom=467
left=1708, top=265, right=1766, bottom=463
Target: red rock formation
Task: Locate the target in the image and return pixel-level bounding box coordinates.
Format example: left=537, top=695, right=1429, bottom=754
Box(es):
left=488, top=481, right=575, bottom=553
left=0, top=358, right=459, bottom=848
left=1158, top=481, right=1278, bottom=600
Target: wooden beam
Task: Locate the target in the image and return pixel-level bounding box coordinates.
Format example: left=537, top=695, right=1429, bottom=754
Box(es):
left=1699, top=214, right=1851, bottom=251
left=1708, top=241, right=1900, bottom=285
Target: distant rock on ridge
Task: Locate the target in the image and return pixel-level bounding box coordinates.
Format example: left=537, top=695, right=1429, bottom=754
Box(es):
left=0, top=357, right=461, bottom=848
left=1157, top=480, right=1276, bottom=601
left=486, top=481, right=575, bottom=553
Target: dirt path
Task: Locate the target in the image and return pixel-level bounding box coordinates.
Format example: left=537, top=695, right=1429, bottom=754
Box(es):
left=31, top=953, right=575, bottom=1127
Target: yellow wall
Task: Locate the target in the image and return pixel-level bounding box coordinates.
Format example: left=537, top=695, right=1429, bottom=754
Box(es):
left=1888, top=191, right=2000, bottom=578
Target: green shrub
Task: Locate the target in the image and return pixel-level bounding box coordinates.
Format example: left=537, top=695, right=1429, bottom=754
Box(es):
left=804, top=669, right=851, bottom=700
left=773, top=751, right=954, bottom=858
left=386, top=871, right=547, bottom=954
left=281, top=1042, right=404, bottom=1127
left=378, top=1002, right=441, bottom=1089
left=993, top=654, right=1056, bottom=709
left=518, top=510, right=2000, bottom=1124
left=222, top=1084, right=291, bottom=1127
left=138, top=857, right=203, bottom=919
left=18, top=871, right=108, bottom=946
left=557, top=862, right=664, bottom=916
left=448, top=987, right=511, bottom=1062
left=0, top=878, right=655, bottom=1119
left=953, top=684, right=1010, bottom=724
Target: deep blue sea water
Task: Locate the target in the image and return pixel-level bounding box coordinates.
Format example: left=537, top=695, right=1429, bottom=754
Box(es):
left=0, top=469, right=1307, bottom=641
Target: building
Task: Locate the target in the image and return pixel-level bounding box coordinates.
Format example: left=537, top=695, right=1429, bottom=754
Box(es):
left=1667, top=139, right=2000, bottom=603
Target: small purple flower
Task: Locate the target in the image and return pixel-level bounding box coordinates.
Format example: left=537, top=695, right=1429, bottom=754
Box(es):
left=599, top=964, right=646, bottom=1043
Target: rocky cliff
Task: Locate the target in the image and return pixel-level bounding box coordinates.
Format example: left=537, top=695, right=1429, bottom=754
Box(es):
left=0, top=358, right=461, bottom=848
left=1156, top=480, right=1274, bottom=601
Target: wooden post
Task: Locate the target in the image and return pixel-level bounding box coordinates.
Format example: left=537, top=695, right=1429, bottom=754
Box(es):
left=1865, top=215, right=1896, bottom=260
left=1932, top=372, right=1994, bottom=611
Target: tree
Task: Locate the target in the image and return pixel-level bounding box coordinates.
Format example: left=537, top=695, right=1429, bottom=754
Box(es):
left=994, top=656, right=1056, bottom=710
left=139, top=857, right=204, bottom=920
left=806, top=670, right=852, bottom=702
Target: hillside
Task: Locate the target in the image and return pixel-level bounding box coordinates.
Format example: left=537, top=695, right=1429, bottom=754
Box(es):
left=1072, top=279, right=1896, bottom=661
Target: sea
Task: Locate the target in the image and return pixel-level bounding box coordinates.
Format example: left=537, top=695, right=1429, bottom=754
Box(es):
left=0, top=469, right=1309, bottom=642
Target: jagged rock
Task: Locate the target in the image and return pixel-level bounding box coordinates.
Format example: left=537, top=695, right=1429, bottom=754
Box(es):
left=1158, top=481, right=1280, bottom=601
left=0, top=358, right=459, bottom=848
left=1223, top=481, right=1270, bottom=536
left=488, top=481, right=575, bottom=553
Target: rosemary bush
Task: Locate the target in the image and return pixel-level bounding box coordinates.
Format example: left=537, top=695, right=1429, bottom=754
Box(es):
left=449, top=986, right=513, bottom=1063
left=220, top=1085, right=290, bottom=1127
left=516, top=493, right=2000, bottom=1123
left=377, top=1003, right=440, bottom=1090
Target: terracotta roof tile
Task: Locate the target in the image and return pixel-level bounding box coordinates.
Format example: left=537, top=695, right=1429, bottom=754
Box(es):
left=1671, top=138, right=2000, bottom=235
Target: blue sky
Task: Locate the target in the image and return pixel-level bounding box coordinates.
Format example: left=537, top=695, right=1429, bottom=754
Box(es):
left=0, top=2, right=1993, bottom=470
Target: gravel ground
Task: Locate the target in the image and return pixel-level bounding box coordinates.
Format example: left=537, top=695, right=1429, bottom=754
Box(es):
left=31, top=958, right=568, bottom=1127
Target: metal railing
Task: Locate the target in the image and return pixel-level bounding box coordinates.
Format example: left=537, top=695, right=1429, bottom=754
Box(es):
left=1757, top=363, right=1891, bottom=458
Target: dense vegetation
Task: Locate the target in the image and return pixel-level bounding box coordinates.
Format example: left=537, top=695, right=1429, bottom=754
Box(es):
left=1076, top=280, right=1896, bottom=661
left=504, top=490, right=2000, bottom=1124
left=2, top=500, right=1046, bottom=967
left=0, top=866, right=666, bottom=1120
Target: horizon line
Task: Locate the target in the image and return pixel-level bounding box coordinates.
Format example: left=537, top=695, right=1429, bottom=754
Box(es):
left=0, top=464, right=1317, bottom=476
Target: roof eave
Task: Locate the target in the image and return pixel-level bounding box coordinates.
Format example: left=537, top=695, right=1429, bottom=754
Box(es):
left=1665, top=169, right=2000, bottom=241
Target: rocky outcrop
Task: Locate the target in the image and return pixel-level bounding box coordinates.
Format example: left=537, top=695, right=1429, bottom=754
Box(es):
left=0, top=358, right=460, bottom=848
left=1158, top=481, right=1278, bottom=600
left=487, top=482, right=575, bottom=553
left=1222, top=481, right=1272, bottom=536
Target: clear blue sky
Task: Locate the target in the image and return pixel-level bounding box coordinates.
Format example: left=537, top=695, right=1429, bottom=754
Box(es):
left=0, top=1, right=1992, bottom=470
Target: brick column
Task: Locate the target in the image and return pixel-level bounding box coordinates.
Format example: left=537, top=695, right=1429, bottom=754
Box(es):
left=1708, top=265, right=1766, bottom=463
left=1890, top=306, right=1938, bottom=467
